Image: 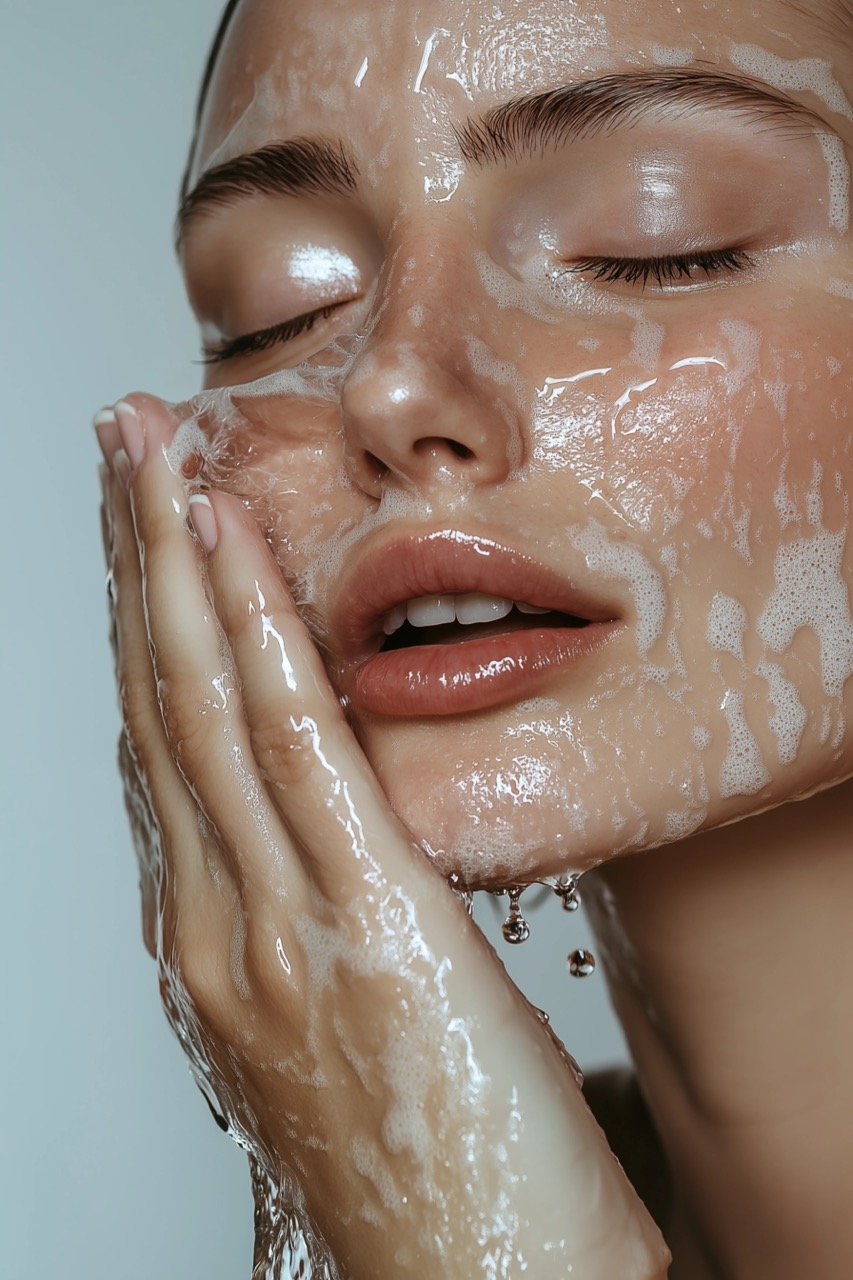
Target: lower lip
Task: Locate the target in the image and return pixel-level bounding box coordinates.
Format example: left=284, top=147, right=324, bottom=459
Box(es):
left=346, top=622, right=620, bottom=717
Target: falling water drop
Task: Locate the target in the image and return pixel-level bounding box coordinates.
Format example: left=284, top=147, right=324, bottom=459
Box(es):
left=568, top=948, right=596, bottom=978
left=502, top=915, right=531, bottom=944
left=502, top=886, right=531, bottom=944
left=555, top=874, right=581, bottom=912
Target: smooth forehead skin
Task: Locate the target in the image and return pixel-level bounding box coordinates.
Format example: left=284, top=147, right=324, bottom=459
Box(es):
left=191, top=0, right=853, bottom=192
left=178, top=0, right=853, bottom=888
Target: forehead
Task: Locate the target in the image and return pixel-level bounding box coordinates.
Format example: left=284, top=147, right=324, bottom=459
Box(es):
left=192, top=0, right=842, bottom=180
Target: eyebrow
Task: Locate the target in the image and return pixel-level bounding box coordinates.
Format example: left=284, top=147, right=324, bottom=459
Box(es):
left=177, top=136, right=359, bottom=249
left=455, top=65, right=825, bottom=165
left=177, top=66, right=823, bottom=249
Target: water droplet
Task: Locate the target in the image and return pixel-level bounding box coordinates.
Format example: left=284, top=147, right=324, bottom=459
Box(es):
left=502, top=916, right=530, bottom=944
left=568, top=948, right=596, bottom=978
left=554, top=874, right=581, bottom=911
left=501, top=886, right=531, bottom=943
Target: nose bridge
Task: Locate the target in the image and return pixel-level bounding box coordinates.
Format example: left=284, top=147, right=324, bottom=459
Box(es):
left=340, top=222, right=523, bottom=494
left=367, top=222, right=479, bottom=357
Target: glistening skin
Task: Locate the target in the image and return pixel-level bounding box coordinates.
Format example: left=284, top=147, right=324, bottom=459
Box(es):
left=175, top=0, right=853, bottom=886
left=97, top=0, right=853, bottom=1276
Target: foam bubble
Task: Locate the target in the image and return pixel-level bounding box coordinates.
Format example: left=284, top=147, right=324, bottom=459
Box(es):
left=571, top=521, right=666, bottom=652
left=474, top=250, right=561, bottom=324
left=719, top=688, right=772, bottom=798
left=773, top=472, right=799, bottom=527
left=757, top=524, right=853, bottom=698
left=728, top=44, right=853, bottom=122
left=816, top=132, right=851, bottom=232
left=664, top=807, right=706, bottom=838
left=757, top=661, right=808, bottom=765
left=707, top=593, right=747, bottom=660
left=719, top=318, right=760, bottom=395
left=649, top=44, right=696, bottom=66
left=828, top=278, right=853, bottom=300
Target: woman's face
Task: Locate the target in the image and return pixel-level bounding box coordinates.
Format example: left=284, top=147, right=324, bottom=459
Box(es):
left=179, top=0, right=853, bottom=887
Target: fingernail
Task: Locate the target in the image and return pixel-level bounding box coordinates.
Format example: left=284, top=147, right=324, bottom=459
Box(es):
left=114, top=400, right=145, bottom=470
left=113, top=448, right=132, bottom=491
left=93, top=407, right=120, bottom=465
left=188, top=494, right=218, bottom=553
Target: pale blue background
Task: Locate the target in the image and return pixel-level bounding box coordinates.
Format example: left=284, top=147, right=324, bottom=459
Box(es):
left=2, top=3, right=627, bottom=1275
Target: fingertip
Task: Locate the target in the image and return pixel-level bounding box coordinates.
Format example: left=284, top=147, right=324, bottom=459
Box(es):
left=188, top=493, right=219, bottom=553
left=115, top=392, right=181, bottom=459
left=209, top=490, right=265, bottom=546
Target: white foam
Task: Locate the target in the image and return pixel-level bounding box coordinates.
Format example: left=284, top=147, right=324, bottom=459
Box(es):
left=474, top=250, right=562, bottom=324
left=629, top=318, right=664, bottom=369
left=828, top=277, right=853, bottom=300
left=349, top=1135, right=401, bottom=1213
left=773, top=470, right=799, bottom=527
left=728, top=44, right=853, bottom=122
left=757, top=523, right=853, bottom=697
left=719, top=318, right=760, bottom=395
left=816, top=132, right=851, bottom=232
left=719, top=688, right=772, bottom=798
left=664, top=807, right=706, bottom=838
left=707, top=593, right=747, bottom=660
left=571, top=521, right=666, bottom=652
left=649, top=44, right=696, bottom=66
left=757, top=661, right=808, bottom=765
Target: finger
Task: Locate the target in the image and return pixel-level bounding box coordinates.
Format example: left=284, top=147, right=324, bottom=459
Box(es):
left=104, top=449, right=218, bottom=919
left=119, top=395, right=304, bottom=898
left=200, top=490, right=427, bottom=900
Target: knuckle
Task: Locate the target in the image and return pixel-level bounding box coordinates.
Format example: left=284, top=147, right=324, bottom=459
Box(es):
left=159, top=682, right=219, bottom=773
left=119, top=676, right=162, bottom=763
left=243, top=921, right=305, bottom=1024
left=249, top=714, right=318, bottom=790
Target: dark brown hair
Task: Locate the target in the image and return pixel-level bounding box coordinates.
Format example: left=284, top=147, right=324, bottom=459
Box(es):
left=180, top=0, right=243, bottom=207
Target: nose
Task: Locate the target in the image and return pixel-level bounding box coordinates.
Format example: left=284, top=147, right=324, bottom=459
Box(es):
left=340, top=306, right=520, bottom=499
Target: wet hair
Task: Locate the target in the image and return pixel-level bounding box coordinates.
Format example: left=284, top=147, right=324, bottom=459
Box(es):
left=180, top=0, right=243, bottom=207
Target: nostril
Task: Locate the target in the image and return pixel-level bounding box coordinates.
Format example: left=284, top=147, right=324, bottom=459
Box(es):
left=412, top=437, right=475, bottom=461
left=363, top=451, right=389, bottom=482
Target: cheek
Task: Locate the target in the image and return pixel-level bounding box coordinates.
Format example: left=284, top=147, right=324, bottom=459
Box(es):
left=184, top=395, right=364, bottom=605
left=364, top=314, right=852, bottom=884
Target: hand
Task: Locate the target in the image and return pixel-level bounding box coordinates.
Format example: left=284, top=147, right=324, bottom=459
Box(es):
left=99, top=393, right=670, bottom=1279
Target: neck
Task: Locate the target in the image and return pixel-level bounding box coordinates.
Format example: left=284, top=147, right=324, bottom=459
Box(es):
left=588, top=778, right=853, bottom=1280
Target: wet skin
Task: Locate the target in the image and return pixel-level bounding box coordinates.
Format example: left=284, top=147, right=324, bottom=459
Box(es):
left=181, top=0, right=853, bottom=887
left=98, top=0, right=852, bottom=1275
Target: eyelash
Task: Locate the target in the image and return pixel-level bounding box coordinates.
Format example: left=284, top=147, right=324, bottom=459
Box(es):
left=562, top=247, right=754, bottom=290
left=201, top=248, right=754, bottom=364
left=201, top=304, right=341, bottom=365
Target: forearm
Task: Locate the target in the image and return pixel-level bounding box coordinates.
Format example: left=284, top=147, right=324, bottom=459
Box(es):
left=282, top=937, right=670, bottom=1279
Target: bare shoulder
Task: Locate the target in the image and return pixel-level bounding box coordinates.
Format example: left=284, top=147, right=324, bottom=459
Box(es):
left=582, top=1066, right=673, bottom=1233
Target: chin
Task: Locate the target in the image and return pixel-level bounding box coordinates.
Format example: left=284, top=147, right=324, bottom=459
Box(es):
left=355, top=675, right=853, bottom=891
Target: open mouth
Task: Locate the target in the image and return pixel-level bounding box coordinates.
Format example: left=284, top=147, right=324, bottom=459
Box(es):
left=331, top=530, right=622, bottom=717
left=380, top=597, right=592, bottom=651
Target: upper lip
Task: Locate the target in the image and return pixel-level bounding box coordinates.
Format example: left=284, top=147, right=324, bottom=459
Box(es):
left=328, top=527, right=623, bottom=663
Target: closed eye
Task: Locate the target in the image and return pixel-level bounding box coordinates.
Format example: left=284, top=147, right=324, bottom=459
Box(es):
left=561, top=247, right=754, bottom=290
left=200, top=301, right=349, bottom=365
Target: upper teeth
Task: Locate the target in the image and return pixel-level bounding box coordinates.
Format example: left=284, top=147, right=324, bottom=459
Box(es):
left=382, top=594, right=552, bottom=634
